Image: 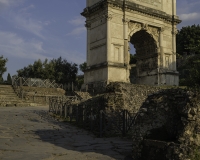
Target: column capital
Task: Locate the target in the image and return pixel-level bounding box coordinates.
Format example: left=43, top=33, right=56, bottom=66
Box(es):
left=172, top=29, right=178, bottom=35
left=123, top=18, right=130, bottom=24
left=141, top=23, right=148, bottom=30
left=159, top=27, right=165, bottom=33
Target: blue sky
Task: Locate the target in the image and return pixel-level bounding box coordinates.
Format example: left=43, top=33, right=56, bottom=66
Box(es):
left=0, top=0, right=200, bottom=79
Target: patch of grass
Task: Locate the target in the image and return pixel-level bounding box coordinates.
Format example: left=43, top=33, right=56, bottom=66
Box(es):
left=190, top=146, right=200, bottom=160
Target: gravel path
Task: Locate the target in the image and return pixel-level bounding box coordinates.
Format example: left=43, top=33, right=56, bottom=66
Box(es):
left=0, top=106, right=132, bottom=160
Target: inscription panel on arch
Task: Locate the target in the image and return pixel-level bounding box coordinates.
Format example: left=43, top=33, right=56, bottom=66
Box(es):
left=129, top=0, right=162, bottom=10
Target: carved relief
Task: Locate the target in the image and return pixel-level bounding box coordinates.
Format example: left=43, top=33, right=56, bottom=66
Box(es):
left=172, top=28, right=178, bottom=35
left=148, top=26, right=159, bottom=38
left=123, top=18, right=130, bottom=24
left=159, top=27, right=165, bottom=33
left=142, top=23, right=149, bottom=30
left=128, top=22, right=142, bottom=32
left=128, top=22, right=159, bottom=44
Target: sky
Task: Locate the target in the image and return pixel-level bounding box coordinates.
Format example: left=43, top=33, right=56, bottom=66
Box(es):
left=0, top=0, right=200, bottom=79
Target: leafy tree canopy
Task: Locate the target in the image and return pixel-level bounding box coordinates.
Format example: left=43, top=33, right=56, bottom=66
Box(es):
left=7, top=73, right=12, bottom=84
left=178, top=54, right=200, bottom=87
left=79, top=62, right=87, bottom=72
left=0, top=76, right=3, bottom=83
left=0, top=55, right=8, bottom=78
left=130, top=54, right=137, bottom=64
left=17, top=57, right=78, bottom=84
left=177, top=24, right=200, bottom=55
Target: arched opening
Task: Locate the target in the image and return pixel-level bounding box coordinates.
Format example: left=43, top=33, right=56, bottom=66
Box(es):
left=129, top=43, right=137, bottom=83
left=129, top=30, right=158, bottom=85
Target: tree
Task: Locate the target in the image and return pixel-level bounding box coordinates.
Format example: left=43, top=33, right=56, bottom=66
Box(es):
left=17, top=57, right=78, bottom=84
left=79, top=62, right=87, bottom=72
left=7, top=73, right=12, bottom=84
left=178, top=54, right=200, bottom=87
left=177, top=24, right=200, bottom=55
left=130, top=54, right=137, bottom=64
left=0, top=55, right=8, bottom=78
left=0, top=76, right=3, bottom=83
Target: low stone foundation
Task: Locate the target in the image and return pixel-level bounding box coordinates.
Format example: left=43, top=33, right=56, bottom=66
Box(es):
left=103, top=82, right=171, bottom=113
left=80, top=83, right=200, bottom=159
left=132, top=88, right=200, bottom=160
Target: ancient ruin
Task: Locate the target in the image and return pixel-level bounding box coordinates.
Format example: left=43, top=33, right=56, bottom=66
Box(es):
left=81, top=0, right=181, bottom=87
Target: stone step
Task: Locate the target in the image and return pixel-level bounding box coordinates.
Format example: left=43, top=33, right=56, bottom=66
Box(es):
left=0, top=85, right=13, bottom=87
left=0, top=91, right=14, bottom=93
left=0, top=99, right=23, bottom=102
left=0, top=85, right=49, bottom=107
left=0, top=93, right=16, bottom=95
left=1, top=102, right=43, bottom=107
left=0, top=93, right=19, bottom=96
left=0, top=100, right=21, bottom=103
left=0, top=91, right=16, bottom=94
left=0, top=88, right=14, bottom=90
left=0, top=88, right=13, bottom=90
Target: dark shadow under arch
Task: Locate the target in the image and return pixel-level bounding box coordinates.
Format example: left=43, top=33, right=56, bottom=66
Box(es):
left=130, top=30, right=157, bottom=56
left=129, top=30, right=159, bottom=84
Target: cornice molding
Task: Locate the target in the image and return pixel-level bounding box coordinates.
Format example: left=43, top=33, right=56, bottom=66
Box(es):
left=81, top=0, right=181, bottom=24
left=85, top=62, right=127, bottom=72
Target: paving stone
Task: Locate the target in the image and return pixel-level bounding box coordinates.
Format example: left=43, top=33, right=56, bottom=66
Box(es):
left=0, top=106, right=132, bottom=160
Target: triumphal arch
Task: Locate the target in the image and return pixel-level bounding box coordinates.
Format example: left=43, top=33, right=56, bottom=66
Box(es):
left=81, top=0, right=181, bottom=87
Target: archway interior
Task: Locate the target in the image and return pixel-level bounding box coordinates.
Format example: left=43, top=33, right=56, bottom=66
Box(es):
left=130, top=30, right=157, bottom=56
left=129, top=30, right=158, bottom=83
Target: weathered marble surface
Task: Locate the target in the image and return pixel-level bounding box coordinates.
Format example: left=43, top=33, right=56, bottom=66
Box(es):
left=82, top=0, right=180, bottom=86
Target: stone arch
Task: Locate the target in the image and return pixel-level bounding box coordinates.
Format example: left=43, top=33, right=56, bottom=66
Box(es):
left=129, top=30, right=158, bottom=56
left=128, top=24, right=160, bottom=85
left=128, top=23, right=159, bottom=49
left=81, top=0, right=180, bottom=87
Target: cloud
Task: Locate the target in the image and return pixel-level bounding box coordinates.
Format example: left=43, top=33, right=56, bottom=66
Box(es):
left=66, top=27, right=86, bottom=36
left=68, top=16, right=85, bottom=26
left=55, top=49, right=85, bottom=65
left=67, top=16, right=86, bottom=36
left=0, top=31, right=85, bottom=65
left=0, top=0, right=14, bottom=7
left=179, top=12, right=200, bottom=21
left=177, top=0, right=200, bottom=28
left=19, top=4, right=35, bottom=13
left=0, top=0, right=23, bottom=10
left=13, top=14, right=45, bottom=39
left=0, top=31, right=50, bottom=60
left=3, top=7, right=46, bottom=39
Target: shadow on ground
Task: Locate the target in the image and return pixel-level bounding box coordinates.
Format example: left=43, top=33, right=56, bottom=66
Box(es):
left=33, top=110, right=133, bottom=160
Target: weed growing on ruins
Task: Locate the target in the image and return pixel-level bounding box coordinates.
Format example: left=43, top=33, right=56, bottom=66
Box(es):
left=190, top=146, right=200, bottom=160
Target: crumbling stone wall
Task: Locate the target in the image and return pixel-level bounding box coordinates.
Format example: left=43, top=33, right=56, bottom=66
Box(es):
left=61, top=82, right=200, bottom=159
left=104, top=82, right=168, bottom=113
left=132, top=88, right=200, bottom=160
